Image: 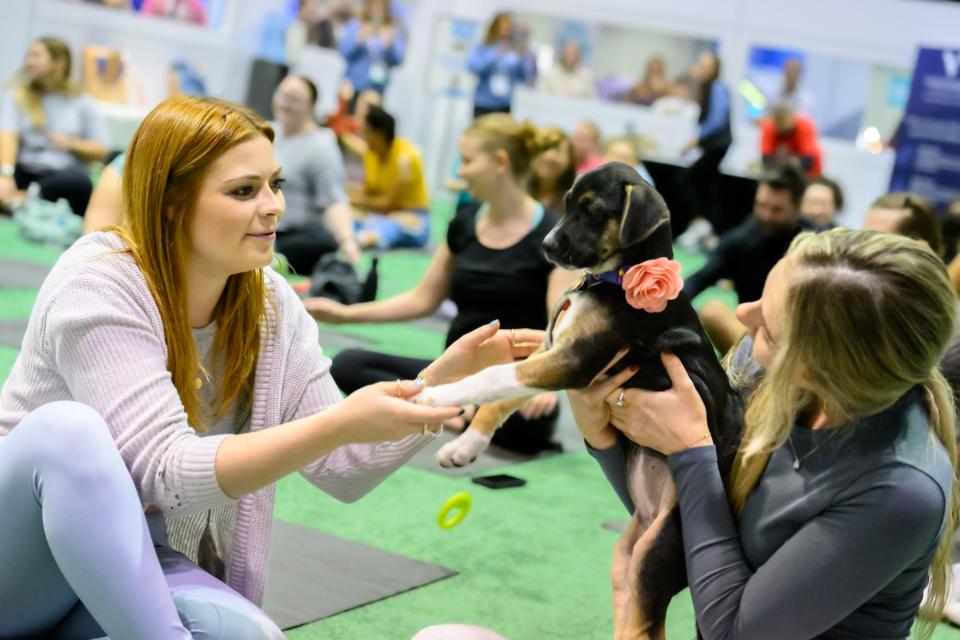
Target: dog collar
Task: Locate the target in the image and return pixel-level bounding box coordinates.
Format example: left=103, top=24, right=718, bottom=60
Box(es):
left=571, top=266, right=633, bottom=292
left=570, top=258, right=685, bottom=313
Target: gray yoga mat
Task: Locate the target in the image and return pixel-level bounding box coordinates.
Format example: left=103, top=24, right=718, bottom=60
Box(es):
left=262, top=519, right=456, bottom=630
left=0, top=318, right=29, bottom=348
left=0, top=259, right=50, bottom=289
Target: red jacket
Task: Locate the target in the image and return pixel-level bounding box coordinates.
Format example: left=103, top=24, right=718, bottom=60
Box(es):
left=760, top=113, right=822, bottom=176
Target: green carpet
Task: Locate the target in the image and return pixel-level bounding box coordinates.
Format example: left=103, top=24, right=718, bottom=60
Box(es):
left=1, top=204, right=958, bottom=639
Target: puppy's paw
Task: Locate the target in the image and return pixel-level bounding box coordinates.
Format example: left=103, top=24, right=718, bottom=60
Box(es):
left=435, top=428, right=492, bottom=468
left=414, top=383, right=472, bottom=408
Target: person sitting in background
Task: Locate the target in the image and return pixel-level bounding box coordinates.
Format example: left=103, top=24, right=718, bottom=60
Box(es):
left=688, top=163, right=810, bottom=354
left=338, top=0, right=405, bottom=96
left=572, top=120, right=604, bottom=175
left=761, top=103, right=823, bottom=177
left=603, top=136, right=655, bottom=187
left=627, top=56, right=669, bottom=106
left=863, top=192, right=943, bottom=258
left=271, top=75, right=360, bottom=271
left=306, top=114, right=578, bottom=454
left=0, top=37, right=108, bottom=217
left=701, top=186, right=945, bottom=357
left=800, top=175, right=844, bottom=229
left=537, top=40, right=596, bottom=99
left=348, top=105, right=430, bottom=249
left=528, top=127, right=576, bottom=213
left=468, top=12, right=535, bottom=118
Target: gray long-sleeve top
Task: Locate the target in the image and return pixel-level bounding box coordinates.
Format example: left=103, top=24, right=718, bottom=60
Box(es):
left=589, top=342, right=953, bottom=639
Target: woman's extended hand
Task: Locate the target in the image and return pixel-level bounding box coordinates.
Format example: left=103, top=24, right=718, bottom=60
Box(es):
left=567, top=348, right=636, bottom=450
left=303, top=296, right=352, bottom=324
left=422, top=320, right=545, bottom=385
left=607, top=352, right=711, bottom=455
left=334, top=380, right=463, bottom=443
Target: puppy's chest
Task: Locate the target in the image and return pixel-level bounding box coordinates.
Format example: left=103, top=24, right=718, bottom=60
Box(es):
left=547, top=289, right=678, bottom=390
left=548, top=289, right=666, bottom=350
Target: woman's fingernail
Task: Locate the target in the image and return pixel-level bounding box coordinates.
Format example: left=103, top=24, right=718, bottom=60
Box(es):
left=414, top=378, right=426, bottom=388
left=630, top=365, right=639, bottom=372
left=487, top=319, right=499, bottom=327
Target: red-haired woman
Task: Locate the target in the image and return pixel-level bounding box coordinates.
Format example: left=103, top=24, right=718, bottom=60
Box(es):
left=0, top=96, right=526, bottom=638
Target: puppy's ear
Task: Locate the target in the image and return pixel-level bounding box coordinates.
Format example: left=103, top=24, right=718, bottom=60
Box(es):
left=619, top=183, right=670, bottom=248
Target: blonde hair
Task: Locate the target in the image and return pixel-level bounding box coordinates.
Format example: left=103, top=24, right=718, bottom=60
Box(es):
left=465, top=114, right=569, bottom=182
left=113, top=96, right=275, bottom=432
left=484, top=12, right=512, bottom=45
left=16, top=37, right=79, bottom=128
left=728, top=228, right=958, bottom=638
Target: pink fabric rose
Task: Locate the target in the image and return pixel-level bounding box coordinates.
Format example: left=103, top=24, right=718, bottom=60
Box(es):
left=621, top=258, right=684, bottom=313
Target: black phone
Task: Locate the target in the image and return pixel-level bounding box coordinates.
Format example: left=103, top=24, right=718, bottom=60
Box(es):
left=471, top=473, right=527, bottom=489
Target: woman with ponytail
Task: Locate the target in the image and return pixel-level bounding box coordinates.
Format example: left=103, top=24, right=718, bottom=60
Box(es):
left=571, top=228, right=958, bottom=639
left=0, top=96, right=518, bottom=638
left=0, top=37, right=108, bottom=216
left=313, top=114, right=578, bottom=453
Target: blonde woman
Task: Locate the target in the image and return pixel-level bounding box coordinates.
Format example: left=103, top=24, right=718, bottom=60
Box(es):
left=572, top=228, right=958, bottom=638
left=0, top=97, right=527, bottom=638
left=309, top=113, right=578, bottom=454
left=0, top=37, right=108, bottom=216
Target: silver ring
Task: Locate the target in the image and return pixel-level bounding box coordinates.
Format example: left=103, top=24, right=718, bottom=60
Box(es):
left=615, top=390, right=626, bottom=408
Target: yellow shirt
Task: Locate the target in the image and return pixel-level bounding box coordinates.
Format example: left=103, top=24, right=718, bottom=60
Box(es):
left=362, top=137, right=430, bottom=211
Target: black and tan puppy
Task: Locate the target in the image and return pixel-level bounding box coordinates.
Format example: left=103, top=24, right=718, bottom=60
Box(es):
left=416, top=162, right=743, bottom=639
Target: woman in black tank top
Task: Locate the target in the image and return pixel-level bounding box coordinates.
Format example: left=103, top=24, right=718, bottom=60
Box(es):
left=306, top=114, right=579, bottom=453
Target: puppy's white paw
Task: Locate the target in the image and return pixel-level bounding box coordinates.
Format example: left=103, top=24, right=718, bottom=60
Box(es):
left=435, top=428, right=492, bottom=468
left=415, top=383, right=472, bottom=408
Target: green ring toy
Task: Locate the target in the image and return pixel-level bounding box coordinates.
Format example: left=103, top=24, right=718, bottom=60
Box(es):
left=438, top=492, right=472, bottom=529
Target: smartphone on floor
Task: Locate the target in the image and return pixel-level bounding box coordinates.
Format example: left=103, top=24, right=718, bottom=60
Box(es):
left=471, top=474, right=527, bottom=489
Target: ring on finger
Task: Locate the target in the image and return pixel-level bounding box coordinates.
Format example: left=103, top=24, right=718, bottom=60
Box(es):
left=615, top=390, right=626, bottom=408
left=510, top=329, right=517, bottom=346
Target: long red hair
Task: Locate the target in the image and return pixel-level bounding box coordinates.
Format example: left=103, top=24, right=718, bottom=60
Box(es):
left=115, top=96, right=275, bottom=431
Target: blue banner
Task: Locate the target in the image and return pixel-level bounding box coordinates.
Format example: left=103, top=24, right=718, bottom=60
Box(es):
left=889, top=47, right=960, bottom=210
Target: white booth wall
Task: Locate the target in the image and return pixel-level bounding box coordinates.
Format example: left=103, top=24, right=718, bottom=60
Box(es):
left=4, top=0, right=960, bottom=228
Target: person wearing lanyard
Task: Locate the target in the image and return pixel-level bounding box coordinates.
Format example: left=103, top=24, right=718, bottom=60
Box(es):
left=468, top=12, right=536, bottom=118
left=338, top=0, right=405, bottom=98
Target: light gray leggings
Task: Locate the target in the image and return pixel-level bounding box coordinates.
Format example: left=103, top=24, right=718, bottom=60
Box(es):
left=0, top=401, right=284, bottom=640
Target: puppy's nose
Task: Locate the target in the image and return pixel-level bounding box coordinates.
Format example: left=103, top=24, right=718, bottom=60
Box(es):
left=542, top=234, right=558, bottom=255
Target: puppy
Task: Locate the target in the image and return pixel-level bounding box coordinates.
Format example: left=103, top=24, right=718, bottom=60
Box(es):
left=416, top=162, right=743, bottom=639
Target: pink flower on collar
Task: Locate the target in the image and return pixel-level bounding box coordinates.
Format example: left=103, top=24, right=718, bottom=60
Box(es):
left=621, top=258, right=683, bottom=313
